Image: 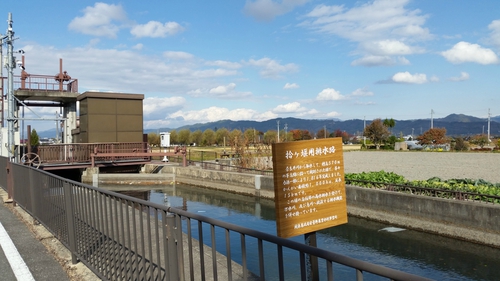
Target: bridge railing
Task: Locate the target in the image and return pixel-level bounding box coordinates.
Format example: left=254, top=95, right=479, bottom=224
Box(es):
left=14, top=74, right=78, bottom=92
left=0, top=157, right=431, bottom=281
left=36, top=142, right=149, bottom=164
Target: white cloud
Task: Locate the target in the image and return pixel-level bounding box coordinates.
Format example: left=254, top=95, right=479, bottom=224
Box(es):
left=168, top=106, right=272, bottom=123
left=441, top=41, right=499, bottom=65
left=131, top=21, right=185, bottom=38
left=351, top=55, right=410, bottom=66
left=316, top=88, right=346, bottom=101
left=361, top=40, right=422, bottom=56
left=273, top=102, right=306, bottom=113
left=209, top=83, right=237, bottom=94
left=301, top=0, right=431, bottom=66
left=488, top=20, right=500, bottom=47
left=205, top=60, right=242, bottom=69
left=163, top=51, right=195, bottom=60
left=132, top=43, right=143, bottom=50
left=143, top=97, right=186, bottom=121
left=305, top=4, right=344, bottom=18
left=246, top=57, right=299, bottom=79
left=284, top=83, right=299, bottom=89
left=208, top=83, right=252, bottom=99
left=392, top=71, right=427, bottom=84
left=449, top=72, right=470, bottom=82
left=244, top=0, right=310, bottom=21
left=301, top=1, right=431, bottom=42
left=68, top=3, right=127, bottom=38
left=351, top=88, right=373, bottom=96
left=325, top=111, right=341, bottom=118
left=429, top=75, right=439, bottom=82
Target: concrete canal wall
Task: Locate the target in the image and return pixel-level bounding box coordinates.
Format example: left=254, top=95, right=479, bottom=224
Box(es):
left=156, top=165, right=500, bottom=248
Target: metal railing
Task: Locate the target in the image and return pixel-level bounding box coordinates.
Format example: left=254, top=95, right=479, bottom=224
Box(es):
left=1, top=157, right=431, bottom=281
left=36, top=142, right=149, bottom=165
left=14, top=74, right=78, bottom=92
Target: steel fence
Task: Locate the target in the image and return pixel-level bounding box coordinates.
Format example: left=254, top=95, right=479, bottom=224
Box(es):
left=1, top=157, right=431, bottom=281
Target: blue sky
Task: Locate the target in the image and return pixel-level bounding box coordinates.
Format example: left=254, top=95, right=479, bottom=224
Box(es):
left=3, top=0, right=500, bottom=131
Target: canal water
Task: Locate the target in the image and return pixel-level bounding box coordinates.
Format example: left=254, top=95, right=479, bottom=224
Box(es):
left=105, top=184, right=500, bottom=280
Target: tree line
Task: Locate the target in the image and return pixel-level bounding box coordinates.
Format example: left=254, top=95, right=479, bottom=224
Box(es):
left=147, top=127, right=352, bottom=147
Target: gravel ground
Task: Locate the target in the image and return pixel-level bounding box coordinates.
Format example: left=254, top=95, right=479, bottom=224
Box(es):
left=343, top=151, right=500, bottom=183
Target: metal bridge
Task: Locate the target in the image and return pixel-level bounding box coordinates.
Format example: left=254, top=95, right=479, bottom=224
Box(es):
left=22, top=142, right=188, bottom=170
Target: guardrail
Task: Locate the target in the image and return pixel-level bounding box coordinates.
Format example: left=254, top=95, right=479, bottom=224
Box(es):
left=1, top=156, right=431, bottom=281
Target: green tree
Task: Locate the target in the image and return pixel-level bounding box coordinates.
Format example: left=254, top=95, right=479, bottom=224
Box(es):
left=30, top=129, right=40, bottom=147
left=201, top=129, right=216, bottom=146
left=228, top=129, right=243, bottom=147
left=383, top=118, right=396, bottom=134
left=364, top=119, right=390, bottom=149
left=177, top=129, right=191, bottom=145
left=147, top=132, right=160, bottom=147
left=169, top=130, right=178, bottom=144
left=263, top=130, right=277, bottom=144
left=215, top=128, right=229, bottom=146
left=244, top=128, right=256, bottom=144
left=190, top=130, right=203, bottom=146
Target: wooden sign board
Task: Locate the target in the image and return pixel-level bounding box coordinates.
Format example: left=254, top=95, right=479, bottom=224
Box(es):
left=272, top=138, right=348, bottom=238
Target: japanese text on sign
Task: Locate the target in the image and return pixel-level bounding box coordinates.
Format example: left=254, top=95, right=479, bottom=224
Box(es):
left=272, top=138, right=348, bottom=238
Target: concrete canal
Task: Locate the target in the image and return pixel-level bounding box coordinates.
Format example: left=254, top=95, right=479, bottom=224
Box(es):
left=102, top=183, right=500, bottom=281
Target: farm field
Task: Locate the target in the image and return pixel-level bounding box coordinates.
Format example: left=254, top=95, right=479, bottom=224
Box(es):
left=343, top=151, right=500, bottom=184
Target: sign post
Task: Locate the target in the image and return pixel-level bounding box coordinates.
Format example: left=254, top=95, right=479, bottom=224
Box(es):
left=272, top=138, right=348, bottom=279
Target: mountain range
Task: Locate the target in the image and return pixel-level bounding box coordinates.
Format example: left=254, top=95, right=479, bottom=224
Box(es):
left=38, top=114, right=500, bottom=139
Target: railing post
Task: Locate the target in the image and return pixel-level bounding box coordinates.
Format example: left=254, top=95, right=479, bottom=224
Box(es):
left=304, top=232, right=319, bottom=281
left=29, top=169, right=38, bottom=218
left=166, top=214, right=183, bottom=281
left=6, top=161, right=14, bottom=203
left=63, top=182, right=78, bottom=264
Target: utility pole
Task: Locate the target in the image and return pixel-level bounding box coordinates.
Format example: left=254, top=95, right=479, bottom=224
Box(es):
left=363, top=116, right=366, bottom=146
left=277, top=120, right=280, bottom=143
left=6, top=13, right=16, bottom=162
left=487, top=108, right=491, bottom=143
left=0, top=30, right=3, bottom=128
left=430, top=109, right=434, bottom=129
left=284, top=123, right=288, bottom=142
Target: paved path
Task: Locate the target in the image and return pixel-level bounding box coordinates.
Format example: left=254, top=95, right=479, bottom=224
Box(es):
left=0, top=190, right=70, bottom=281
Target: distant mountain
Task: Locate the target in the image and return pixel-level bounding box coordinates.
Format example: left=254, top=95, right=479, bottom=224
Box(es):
left=491, top=115, right=500, bottom=123
left=38, top=114, right=500, bottom=139
left=438, top=114, right=485, bottom=123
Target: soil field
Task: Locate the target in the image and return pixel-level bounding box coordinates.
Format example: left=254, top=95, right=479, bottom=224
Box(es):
left=343, top=151, right=500, bottom=184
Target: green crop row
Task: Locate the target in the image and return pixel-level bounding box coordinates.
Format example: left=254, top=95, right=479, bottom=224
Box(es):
left=344, top=170, right=500, bottom=203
